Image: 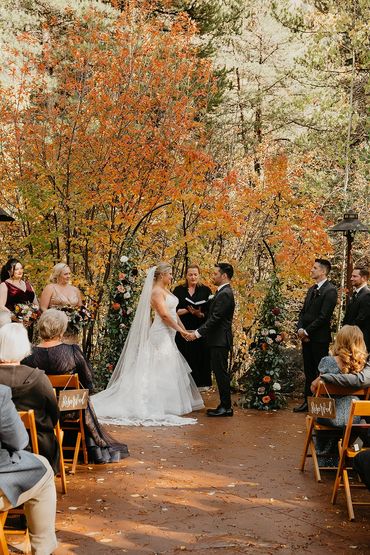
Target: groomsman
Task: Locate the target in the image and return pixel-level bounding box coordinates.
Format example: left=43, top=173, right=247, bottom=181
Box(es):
left=343, top=267, right=370, bottom=352
left=294, top=258, right=337, bottom=412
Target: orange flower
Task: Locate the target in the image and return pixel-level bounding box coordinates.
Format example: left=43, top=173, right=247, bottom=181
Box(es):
left=263, top=376, right=271, bottom=383
left=111, top=302, right=121, bottom=311
left=262, top=396, right=271, bottom=404
left=119, top=273, right=126, bottom=280
left=261, top=342, right=268, bottom=351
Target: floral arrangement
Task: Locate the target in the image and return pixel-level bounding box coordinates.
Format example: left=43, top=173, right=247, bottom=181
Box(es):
left=94, top=248, right=139, bottom=390
left=13, top=303, right=41, bottom=324
left=59, top=305, right=91, bottom=335
left=239, top=274, right=287, bottom=410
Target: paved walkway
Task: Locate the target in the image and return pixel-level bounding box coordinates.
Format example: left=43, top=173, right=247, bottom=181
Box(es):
left=50, top=392, right=369, bottom=554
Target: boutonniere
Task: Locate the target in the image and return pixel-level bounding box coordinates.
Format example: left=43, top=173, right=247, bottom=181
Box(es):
left=208, top=294, right=215, bottom=300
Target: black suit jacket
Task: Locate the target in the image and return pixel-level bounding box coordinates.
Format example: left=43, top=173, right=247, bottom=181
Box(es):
left=343, top=286, right=370, bottom=350
left=197, top=284, right=235, bottom=348
left=297, top=280, right=337, bottom=343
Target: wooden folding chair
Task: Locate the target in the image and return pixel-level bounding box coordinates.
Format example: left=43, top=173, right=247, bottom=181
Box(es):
left=48, top=374, right=88, bottom=474
left=0, top=511, right=9, bottom=555
left=331, top=400, right=370, bottom=520
left=299, top=381, right=369, bottom=482
left=3, top=411, right=37, bottom=553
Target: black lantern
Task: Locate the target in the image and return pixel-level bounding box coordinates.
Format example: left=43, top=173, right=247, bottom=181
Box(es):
left=0, top=207, right=15, bottom=222
left=329, top=210, right=369, bottom=298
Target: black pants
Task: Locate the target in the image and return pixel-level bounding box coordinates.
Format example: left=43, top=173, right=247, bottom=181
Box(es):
left=209, top=347, right=231, bottom=409
left=302, top=341, right=329, bottom=399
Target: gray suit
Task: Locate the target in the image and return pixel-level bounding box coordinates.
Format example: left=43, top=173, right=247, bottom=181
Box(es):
left=0, top=384, right=46, bottom=506
left=0, top=385, right=58, bottom=554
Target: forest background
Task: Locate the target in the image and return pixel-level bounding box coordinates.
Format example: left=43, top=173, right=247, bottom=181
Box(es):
left=0, top=0, right=368, bottom=389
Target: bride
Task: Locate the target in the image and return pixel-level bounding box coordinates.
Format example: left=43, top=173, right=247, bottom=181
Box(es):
left=91, top=263, right=204, bottom=426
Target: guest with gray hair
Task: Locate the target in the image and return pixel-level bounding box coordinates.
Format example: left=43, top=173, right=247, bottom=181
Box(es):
left=0, top=323, right=59, bottom=473
left=22, top=309, right=129, bottom=464
left=0, top=384, right=58, bottom=554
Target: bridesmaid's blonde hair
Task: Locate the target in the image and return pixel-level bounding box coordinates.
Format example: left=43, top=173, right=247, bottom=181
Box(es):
left=332, top=325, right=368, bottom=374
left=50, top=263, right=70, bottom=284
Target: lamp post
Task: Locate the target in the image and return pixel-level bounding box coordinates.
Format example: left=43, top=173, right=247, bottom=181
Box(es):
left=329, top=209, right=369, bottom=299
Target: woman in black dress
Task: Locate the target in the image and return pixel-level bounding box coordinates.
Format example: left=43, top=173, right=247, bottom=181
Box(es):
left=22, top=309, right=129, bottom=464
left=173, top=264, right=212, bottom=389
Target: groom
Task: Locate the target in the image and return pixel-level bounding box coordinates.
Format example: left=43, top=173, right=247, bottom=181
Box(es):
left=187, top=263, right=235, bottom=417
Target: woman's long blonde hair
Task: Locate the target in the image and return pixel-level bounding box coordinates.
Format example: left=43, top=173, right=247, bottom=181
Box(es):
left=332, top=325, right=368, bottom=374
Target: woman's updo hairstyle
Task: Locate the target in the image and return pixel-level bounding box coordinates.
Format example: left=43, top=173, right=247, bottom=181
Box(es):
left=154, top=263, right=172, bottom=282
left=50, top=263, right=70, bottom=284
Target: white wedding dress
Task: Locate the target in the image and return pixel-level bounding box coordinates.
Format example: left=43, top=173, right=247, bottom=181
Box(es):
left=91, top=268, right=204, bottom=426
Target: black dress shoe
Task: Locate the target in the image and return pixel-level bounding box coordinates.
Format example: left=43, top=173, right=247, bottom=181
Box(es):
left=207, top=406, right=233, bottom=417
left=293, top=402, right=308, bottom=413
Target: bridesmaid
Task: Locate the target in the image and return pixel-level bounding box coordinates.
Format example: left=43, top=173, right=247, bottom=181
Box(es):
left=0, top=258, right=39, bottom=339
left=40, top=263, right=83, bottom=344
left=173, top=264, right=212, bottom=390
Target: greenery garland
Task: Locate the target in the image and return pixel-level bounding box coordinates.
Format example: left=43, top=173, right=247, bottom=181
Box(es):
left=239, top=274, right=288, bottom=410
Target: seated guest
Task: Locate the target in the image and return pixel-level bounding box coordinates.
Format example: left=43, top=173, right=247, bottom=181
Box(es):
left=353, top=450, right=370, bottom=490
left=0, top=323, right=59, bottom=473
left=311, top=326, right=368, bottom=463
left=22, top=309, right=128, bottom=464
left=311, top=325, right=368, bottom=427
left=0, top=384, right=58, bottom=554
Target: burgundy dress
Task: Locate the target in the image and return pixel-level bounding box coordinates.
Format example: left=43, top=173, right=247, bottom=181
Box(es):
left=5, top=280, right=36, bottom=311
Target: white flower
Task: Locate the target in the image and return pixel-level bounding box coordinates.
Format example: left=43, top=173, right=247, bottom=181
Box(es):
left=123, top=292, right=131, bottom=299
left=261, top=329, right=268, bottom=336
left=257, top=387, right=265, bottom=395
left=266, top=337, right=273, bottom=345
left=126, top=308, right=132, bottom=314
left=120, top=255, right=129, bottom=263
left=269, top=329, right=276, bottom=335
left=273, top=382, right=281, bottom=391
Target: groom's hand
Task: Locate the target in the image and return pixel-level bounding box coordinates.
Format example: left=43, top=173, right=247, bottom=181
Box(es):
left=186, top=331, right=197, bottom=341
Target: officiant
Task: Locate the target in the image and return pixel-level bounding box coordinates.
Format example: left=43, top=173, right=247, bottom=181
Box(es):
left=173, top=264, right=212, bottom=390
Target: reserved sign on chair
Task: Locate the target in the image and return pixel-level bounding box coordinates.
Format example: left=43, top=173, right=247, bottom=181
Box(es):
left=307, top=396, right=336, bottom=419
left=58, top=389, right=89, bottom=411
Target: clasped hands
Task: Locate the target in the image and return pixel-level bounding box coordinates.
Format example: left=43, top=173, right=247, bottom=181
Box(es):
left=180, top=330, right=197, bottom=342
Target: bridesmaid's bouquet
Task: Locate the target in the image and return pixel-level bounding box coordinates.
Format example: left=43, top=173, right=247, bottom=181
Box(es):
left=59, top=305, right=91, bottom=334
left=13, top=303, right=41, bottom=324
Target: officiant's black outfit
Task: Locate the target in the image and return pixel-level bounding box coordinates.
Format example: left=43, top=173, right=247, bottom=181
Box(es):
left=297, top=280, right=337, bottom=400
left=173, top=283, right=212, bottom=387
left=197, top=284, right=235, bottom=409
left=343, top=286, right=370, bottom=351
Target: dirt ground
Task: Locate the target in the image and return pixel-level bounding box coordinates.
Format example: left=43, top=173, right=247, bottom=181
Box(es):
left=27, top=391, right=370, bottom=554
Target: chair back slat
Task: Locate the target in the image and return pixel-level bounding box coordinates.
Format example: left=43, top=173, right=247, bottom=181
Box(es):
left=316, top=381, right=369, bottom=398
left=48, top=374, right=79, bottom=389
left=18, top=410, right=39, bottom=454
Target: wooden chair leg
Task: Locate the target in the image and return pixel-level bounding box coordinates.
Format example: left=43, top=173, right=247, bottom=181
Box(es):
left=311, top=438, right=322, bottom=483
left=0, top=512, right=9, bottom=555
left=70, top=432, right=81, bottom=475
left=343, top=469, right=355, bottom=521
left=331, top=442, right=344, bottom=505
left=299, top=416, right=312, bottom=471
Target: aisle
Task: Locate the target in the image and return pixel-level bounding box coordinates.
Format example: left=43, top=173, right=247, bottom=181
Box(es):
left=54, top=392, right=370, bottom=554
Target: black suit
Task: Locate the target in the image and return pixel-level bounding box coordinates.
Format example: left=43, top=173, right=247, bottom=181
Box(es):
left=197, top=284, right=235, bottom=409
left=343, top=286, right=370, bottom=351
left=297, top=280, right=337, bottom=398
